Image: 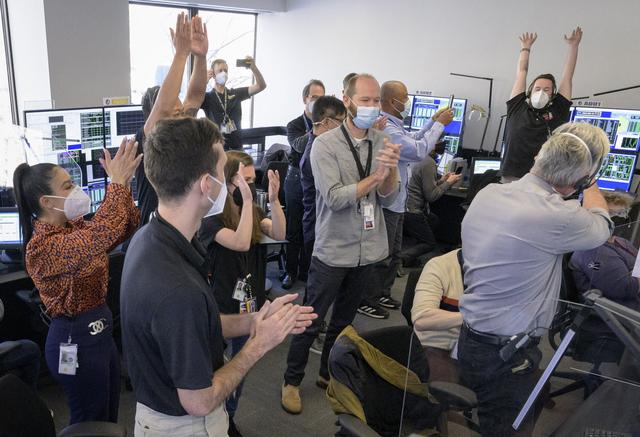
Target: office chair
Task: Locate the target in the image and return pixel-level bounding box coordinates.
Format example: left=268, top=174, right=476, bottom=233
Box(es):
left=0, top=373, right=126, bottom=437
left=329, top=325, right=478, bottom=436
left=401, top=269, right=422, bottom=326
left=547, top=254, right=625, bottom=402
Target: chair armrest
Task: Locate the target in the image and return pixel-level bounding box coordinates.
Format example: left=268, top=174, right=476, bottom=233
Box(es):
left=429, top=381, right=477, bottom=410
left=0, top=341, right=22, bottom=358
left=58, top=421, right=126, bottom=437
left=337, top=414, right=380, bottom=437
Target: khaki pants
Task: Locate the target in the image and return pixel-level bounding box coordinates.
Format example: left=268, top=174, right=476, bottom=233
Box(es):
left=134, top=402, right=228, bottom=437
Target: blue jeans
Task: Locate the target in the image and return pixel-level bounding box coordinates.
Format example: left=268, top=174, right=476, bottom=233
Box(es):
left=225, top=335, right=249, bottom=418
left=0, top=339, right=40, bottom=390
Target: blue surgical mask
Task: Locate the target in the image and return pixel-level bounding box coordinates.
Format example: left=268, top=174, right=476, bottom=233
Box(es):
left=349, top=99, right=380, bottom=129
left=394, top=98, right=411, bottom=118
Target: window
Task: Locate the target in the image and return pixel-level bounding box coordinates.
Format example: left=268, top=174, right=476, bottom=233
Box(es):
left=129, top=3, right=256, bottom=127
left=0, top=0, right=15, bottom=124
left=129, top=3, right=189, bottom=105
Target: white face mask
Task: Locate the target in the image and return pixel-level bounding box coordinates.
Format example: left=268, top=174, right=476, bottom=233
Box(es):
left=530, top=90, right=550, bottom=109
left=394, top=98, right=412, bottom=118
left=44, top=186, right=92, bottom=220
left=306, top=100, right=315, bottom=115
left=215, top=71, right=228, bottom=86
left=204, top=175, right=227, bottom=218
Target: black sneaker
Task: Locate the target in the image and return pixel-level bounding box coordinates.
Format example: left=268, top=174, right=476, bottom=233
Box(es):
left=357, top=304, right=389, bottom=319
left=378, top=296, right=401, bottom=309
left=228, top=417, right=244, bottom=437
left=310, top=337, right=324, bottom=355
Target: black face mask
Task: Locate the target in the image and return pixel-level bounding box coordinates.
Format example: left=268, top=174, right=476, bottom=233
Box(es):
left=232, top=182, right=257, bottom=207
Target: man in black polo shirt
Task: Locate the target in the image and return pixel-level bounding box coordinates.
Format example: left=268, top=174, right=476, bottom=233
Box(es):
left=502, top=27, right=583, bottom=182
left=121, top=117, right=315, bottom=436
left=202, top=57, right=267, bottom=150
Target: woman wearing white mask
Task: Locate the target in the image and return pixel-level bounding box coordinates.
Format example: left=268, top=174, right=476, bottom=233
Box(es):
left=502, top=27, right=583, bottom=183
left=12, top=137, right=141, bottom=425
left=203, top=57, right=267, bottom=150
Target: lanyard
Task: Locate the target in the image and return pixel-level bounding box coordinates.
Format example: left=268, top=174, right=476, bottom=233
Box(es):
left=302, top=113, right=312, bottom=133
left=340, top=124, right=372, bottom=181
left=214, top=89, right=230, bottom=123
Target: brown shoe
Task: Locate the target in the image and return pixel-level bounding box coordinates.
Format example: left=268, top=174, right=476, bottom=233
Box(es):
left=281, top=383, right=302, bottom=414
left=316, top=375, right=329, bottom=390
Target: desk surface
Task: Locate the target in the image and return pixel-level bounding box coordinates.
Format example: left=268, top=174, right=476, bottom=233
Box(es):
left=0, top=267, right=28, bottom=285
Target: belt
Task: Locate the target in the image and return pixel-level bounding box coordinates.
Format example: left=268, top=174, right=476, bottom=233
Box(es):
left=462, top=323, right=541, bottom=347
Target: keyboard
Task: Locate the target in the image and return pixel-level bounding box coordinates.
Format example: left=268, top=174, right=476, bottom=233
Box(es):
left=583, top=428, right=632, bottom=437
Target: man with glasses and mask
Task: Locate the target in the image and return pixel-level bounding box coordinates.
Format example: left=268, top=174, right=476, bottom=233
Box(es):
left=281, top=74, right=401, bottom=414
left=358, top=80, right=454, bottom=316
left=458, top=122, right=612, bottom=435
left=502, top=27, right=583, bottom=183
left=281, top=80, right=326, bottom=290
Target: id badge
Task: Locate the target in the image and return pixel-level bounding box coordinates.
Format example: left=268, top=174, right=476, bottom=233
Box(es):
left=450, top=340, right=459, bottom=360
left=233, top=279, right=247, bottom=301
left=240, top=297, right=257, bottom=314
left=362, top=200, right=375, bottom=230
left=59, top=343, right=78, bottom=376
left=220, top=123, right=229, bottom=134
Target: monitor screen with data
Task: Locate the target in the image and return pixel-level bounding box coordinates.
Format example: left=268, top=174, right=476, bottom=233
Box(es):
left=471, top=157, right=501, bottom=175
left=0, top=207, right=21, bottom=249
left=572, top=107, right=640, bottom=152
left=596, top=152, right=637, bottom=192
left=411, top=96, right=467, bottom=155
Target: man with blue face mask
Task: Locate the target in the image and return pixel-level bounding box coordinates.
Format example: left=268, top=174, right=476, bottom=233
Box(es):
left=281, top=73, right=401, bottom=414
left=358, top=80, right=454, bottom=316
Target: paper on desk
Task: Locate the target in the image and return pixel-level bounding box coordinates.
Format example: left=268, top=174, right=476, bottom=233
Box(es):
left=632, top=251, right=640, bottom=278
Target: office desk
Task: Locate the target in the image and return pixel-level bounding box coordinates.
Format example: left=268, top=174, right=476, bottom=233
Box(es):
left=552, top=354, right=640, bottom=435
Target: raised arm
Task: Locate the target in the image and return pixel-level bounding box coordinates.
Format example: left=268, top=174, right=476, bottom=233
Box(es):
left=558, top=26, right=583, bottom=100
left=144, top=13, right=191, bottom=135
left=245, top=56, right=267, bottom=96
left=183, top=16, right=208, bottom=114
left=260, top=169, right=286, bottom=241
left=510, top=32, right=537, bottom=99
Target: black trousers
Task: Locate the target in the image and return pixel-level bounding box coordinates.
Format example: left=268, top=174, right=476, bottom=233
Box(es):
left=458, top=325, right=542, bottom=436
left=365, top=209, right=404, bottom=304
left=284, top=168, right=310, bottom=279
left=403, top=211, right=438, bottom=249
left=285, top=257, right=374, bottom=385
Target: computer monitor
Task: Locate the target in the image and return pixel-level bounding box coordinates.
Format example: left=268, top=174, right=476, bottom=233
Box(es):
left=572, top=107, right=640, bottom=152
left=104, top=105, right=144, bottom=148
left=596, top=152, right=637, bottom=192
left=404, top=94, right=417, bottom=129
left=0, top=207, right=21, bottom=249
left=24, top=107, right=107, bottom=152
left=471, top=157, right=502, bottom=175
left=411, top=96, right=467, bottom=155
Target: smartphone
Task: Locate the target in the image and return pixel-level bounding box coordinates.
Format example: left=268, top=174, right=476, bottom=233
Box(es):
left=236, top=58, right=250, bottom=68
left=455, top=166, right=464, bottom=175
left=447, top=94, right=455, bottom=108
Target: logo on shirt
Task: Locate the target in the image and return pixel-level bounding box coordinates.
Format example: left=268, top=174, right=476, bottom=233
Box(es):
left=88, top=318, right=108, bottom=335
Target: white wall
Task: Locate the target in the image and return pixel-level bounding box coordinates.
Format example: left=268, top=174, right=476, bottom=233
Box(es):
left=254, top=0, right=640, bottom=151
left=43, top=0, right=131, bottom=109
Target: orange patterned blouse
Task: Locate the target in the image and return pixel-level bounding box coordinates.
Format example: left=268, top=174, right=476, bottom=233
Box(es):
left=26, top=183, right=140, bottom=318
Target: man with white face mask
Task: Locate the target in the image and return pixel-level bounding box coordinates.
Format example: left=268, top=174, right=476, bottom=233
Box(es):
left=502, top=27, right=583, bottom=183
left=281, top=74, right=401, bottom=414
left=202, top=57, right=267, bottom=150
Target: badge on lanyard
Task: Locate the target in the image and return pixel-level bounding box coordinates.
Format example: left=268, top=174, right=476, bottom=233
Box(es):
left=362, top=198, right=375, bottom=230
left=235, top=274, right=257, bottom=313
left=233, top=278, right=247, bottom=301
left=59, top=337, right=78, bottom=376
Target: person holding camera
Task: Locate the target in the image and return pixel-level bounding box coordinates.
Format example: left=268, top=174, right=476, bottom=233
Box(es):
left=203, top=56, right=267, bottom=150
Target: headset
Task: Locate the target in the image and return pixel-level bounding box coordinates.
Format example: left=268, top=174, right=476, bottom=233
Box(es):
left=526, top=73, right=558, bottom=99
left=559, top=132, right=607, bottom=193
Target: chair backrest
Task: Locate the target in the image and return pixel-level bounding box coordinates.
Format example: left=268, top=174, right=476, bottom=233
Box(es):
left=0, top=374, right=56, bottom=437
left=465, top=169, right=501, bottom=204
left=401, top=270, right=422, bottom=326
left=329, top=326, right=441, bottom=435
